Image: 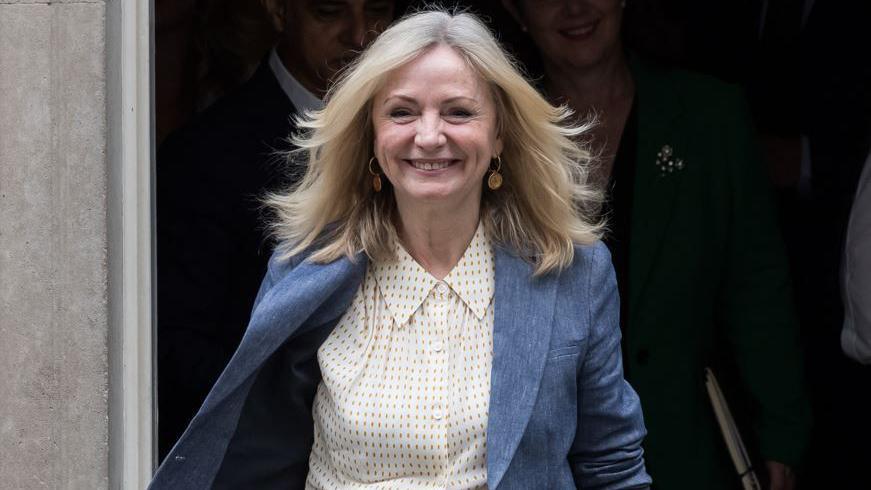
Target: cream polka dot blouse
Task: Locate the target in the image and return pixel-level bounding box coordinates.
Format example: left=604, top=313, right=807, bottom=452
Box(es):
left=306, top=224, right=495, bottom=489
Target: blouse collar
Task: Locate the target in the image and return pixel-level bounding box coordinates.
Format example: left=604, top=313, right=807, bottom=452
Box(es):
left=372, top=223, right=495, bottom=326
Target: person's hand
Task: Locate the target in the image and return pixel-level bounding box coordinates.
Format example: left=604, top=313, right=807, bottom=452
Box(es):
left=765, top=460, right=795, bottom=490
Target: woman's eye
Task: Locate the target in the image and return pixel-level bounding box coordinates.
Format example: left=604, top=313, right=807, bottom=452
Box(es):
left=389, top=109, right=413, bottom=119
left=314, top=7, right=343, bottom=19
left=446, top=109, right=473, bottom=118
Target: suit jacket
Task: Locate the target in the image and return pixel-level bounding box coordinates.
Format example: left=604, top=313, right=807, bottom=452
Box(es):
left=841, top=151, right=871, bottom=364
left=150, top=242, right=651, bottom=489
left=156, top=60, right=300, bottom=458
left=621, top=58, right=811, bottom=488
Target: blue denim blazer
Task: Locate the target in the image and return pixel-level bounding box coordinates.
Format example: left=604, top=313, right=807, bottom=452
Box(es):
left=150, top=241, right=651, bottom=489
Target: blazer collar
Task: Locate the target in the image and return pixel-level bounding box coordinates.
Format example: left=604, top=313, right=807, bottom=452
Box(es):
left=626, top=57, right=689, bottom=325
left=486, top=246, right=560, bottom=489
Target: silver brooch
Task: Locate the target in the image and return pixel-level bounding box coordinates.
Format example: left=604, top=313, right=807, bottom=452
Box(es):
left=655, top=144, right=685, bottom=176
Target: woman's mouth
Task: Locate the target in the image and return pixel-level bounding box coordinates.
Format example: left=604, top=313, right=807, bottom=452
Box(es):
left=407, top=159, right=457, bottom=171
left=559, top=21, right=598, bottom=40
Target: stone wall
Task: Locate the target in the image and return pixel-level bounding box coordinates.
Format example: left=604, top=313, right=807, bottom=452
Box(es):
left=0, top=1, right=110, bottom=487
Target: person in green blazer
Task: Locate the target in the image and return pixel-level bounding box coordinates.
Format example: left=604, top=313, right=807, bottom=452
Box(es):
left=501, top=0, right=811, bottom=488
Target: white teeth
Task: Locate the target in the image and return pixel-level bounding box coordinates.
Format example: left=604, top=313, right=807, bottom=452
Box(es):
left=411, top=160, right=451, bottom=171
left=565, top=24, right=594, bottom=36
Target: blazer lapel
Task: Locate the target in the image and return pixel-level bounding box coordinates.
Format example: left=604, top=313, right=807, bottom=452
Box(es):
left=152, top=255, right=368, bottom=489
left=203, top=254, right=368, bottom=413
left=627, top=58, right=688, bottom=326
left=487, top=247, right=560, bottom=489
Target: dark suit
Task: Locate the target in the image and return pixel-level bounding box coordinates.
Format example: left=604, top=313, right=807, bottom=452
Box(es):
left=621, top=58, right=811, bottom=489
left=156, top=60, right=299, bottom=458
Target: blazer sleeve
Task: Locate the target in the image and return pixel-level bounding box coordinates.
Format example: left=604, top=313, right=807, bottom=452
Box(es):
left=841, top=152, right=871, bottom=364
left=569, top=243, right=652, bottom=489
left=717, top=92, right=811, bottom=467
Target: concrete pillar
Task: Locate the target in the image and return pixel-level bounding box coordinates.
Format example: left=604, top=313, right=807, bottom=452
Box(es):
left=0, top=1, right=110, bottom=487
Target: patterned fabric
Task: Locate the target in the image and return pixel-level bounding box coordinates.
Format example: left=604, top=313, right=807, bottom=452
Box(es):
left=149, top=240, right=651, bottom=490
left=306, top=224, right=495, bottom=489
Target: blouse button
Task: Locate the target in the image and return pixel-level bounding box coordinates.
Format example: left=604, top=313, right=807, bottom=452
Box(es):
left=433, top=405, right=444, bottom=420
left=432, top=340, right=444, bottom=352
left=436, top=282, right=449, bottom=296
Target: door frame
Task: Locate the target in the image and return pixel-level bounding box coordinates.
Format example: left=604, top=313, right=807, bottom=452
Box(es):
left=106, top=0, right=156, bottom=487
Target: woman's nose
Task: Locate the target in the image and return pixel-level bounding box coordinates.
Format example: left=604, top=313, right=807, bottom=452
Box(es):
left=414, top=113, right=446, bottom=149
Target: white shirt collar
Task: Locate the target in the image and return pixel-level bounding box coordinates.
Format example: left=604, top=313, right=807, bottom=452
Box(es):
left=372, top=223, right=495, bottom=326
left=268, top=48, right=323, bottom=115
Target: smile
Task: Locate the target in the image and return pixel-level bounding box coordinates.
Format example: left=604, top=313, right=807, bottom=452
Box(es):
left=407, top=159, right=457, bottom=171
left=559, top=21, right=598, bottom=40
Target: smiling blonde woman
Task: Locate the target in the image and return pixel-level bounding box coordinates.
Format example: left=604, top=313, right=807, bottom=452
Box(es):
left=150, top=9, right=650, bottom=490
left=268, top=8, right=603, bottom=275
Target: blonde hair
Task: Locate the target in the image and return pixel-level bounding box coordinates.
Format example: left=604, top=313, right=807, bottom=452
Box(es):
left=267, top=8, right=603, bottom=275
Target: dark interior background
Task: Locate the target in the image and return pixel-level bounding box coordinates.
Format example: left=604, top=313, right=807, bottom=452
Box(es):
left=154, top=0, right=871, bottom=487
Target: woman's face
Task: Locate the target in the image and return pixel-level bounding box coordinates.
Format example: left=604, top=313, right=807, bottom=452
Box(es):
left=371, top=45, right=503, bottom=212
left=512, top=0, right=624, bottom=71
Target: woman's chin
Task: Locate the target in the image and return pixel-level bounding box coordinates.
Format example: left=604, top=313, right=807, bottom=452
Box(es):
left=406, top=189, right=456, bottom=204
left=398, top=184, right=472, bottom=208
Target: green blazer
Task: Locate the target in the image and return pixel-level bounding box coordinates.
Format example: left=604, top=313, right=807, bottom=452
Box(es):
left=622, top=59, right=811, bottom=489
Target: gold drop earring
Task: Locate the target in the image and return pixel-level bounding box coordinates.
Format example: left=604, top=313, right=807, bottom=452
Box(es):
left=488, top=155, right=503, bottom=190
left=369, top=157, right=382, bottom=192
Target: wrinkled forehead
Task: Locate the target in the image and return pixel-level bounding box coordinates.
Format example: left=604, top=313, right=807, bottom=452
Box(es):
left=373, top=44, right=492, bottom=103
